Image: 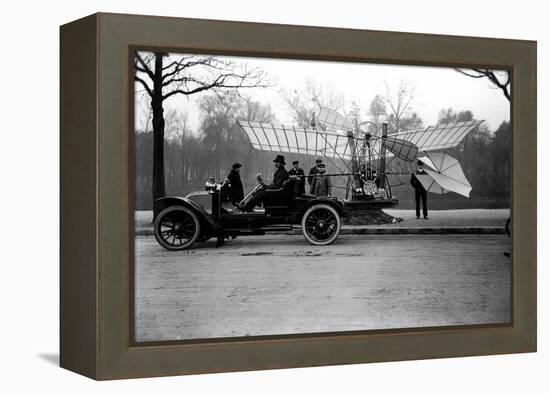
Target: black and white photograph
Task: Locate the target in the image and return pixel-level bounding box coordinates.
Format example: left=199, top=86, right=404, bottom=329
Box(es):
left=133, top=51, right=511, bottom=342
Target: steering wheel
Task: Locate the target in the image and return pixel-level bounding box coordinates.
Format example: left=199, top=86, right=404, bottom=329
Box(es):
left=256, top=173, right=266, bottom=188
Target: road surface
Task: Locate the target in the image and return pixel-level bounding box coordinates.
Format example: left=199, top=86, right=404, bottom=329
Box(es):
left=134, top=234, right=510, bottom=342
left=134, top=208, right=510, bottom=234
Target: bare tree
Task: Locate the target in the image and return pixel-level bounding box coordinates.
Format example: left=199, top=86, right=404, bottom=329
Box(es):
left=134, top=51, right=269, bottom=200
left=241, top=97, right=276, bottom=123
left=306, top=79, right=345, bottom=113
left=455, top=68, right=510, bottom=101
left=199, top=92, right=244, bottom=180
left=346, top=100, right=362, bottom=128
left=165, top=108, right=189, bottom=186
left=367, top=94, right=387, bottom=135
left=281, top=78, right=344, bottom=128
left=136, top=93, right=153, bottom=133
left=165, top=108, right=189, bottom=139
left=382, top=80, right=415, bottom=133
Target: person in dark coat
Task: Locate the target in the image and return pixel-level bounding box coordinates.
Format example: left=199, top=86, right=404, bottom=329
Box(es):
left=410, top=160, right=429, bottom=219
left=240, top=155, right=289, bottom=212
left=222, top=162, right=244, bottom=205
left=308, top=157, right=323, bottom=186
left=310, top=163, right=331, bottom=197
left=288, top=160, right=306, bottom=196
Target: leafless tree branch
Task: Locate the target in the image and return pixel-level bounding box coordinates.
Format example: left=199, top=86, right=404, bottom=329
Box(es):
left=382, top=80, right=415, bottom=132
left=134, top=52, right=155, bottom=79
left=455, top=68, right=510, bottom=101
left=134, top=75, right=153, bottom=97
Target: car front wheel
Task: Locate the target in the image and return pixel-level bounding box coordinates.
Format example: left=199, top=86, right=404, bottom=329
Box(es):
left=154, top=206, right=201, bottom=251
left=301, top=204, right=341, bottom=245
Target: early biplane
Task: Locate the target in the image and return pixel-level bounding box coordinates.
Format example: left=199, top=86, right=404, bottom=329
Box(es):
left=238, top=107, right=482, bottom=211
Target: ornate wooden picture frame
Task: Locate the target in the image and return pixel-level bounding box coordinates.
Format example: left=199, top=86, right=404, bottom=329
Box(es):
left=60, top=13, right=536, bottom=380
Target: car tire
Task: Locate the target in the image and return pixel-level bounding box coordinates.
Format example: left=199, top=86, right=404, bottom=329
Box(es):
left=154, top=206, right=201, bottom=251
left=301, top=204, right=342, bottom=246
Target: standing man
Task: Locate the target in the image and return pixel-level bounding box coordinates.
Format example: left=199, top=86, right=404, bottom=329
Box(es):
left=308, top=157, right=323, bottom=187
left=310, top=163, right=332, bottom=197
left=288, top=160, right=305, bottom=195
left=222, top=162, right=244, bottom=205
left=410, top=160, right=429, bottom=219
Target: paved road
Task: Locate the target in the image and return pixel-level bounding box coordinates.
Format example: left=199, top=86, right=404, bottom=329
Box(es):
left=134, top=234, right=510, bottom=342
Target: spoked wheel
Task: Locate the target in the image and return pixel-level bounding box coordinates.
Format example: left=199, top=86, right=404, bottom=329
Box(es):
left=301, top=204, right=342, bottom=245
left=154, top=206, right=200, bottom=251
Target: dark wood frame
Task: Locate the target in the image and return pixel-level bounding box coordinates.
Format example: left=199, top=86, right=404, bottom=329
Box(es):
left=60, top=12, right=537, bottom=380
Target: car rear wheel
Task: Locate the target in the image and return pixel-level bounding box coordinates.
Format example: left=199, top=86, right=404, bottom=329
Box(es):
left=154, top=206, right=201, bottom=251
left=301, top=204, right=341, bottom=245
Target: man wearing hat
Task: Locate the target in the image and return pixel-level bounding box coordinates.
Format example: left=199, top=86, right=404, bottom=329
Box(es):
left=240, top=155, right=289, bottom=212
left=310, top=163, right=331, bottom=197
left=288, top=159, right=306, bottom=195
left=222, top=162, right=244, bottom=205
left=308, top=157, right=323, bottom=186
left=410, top=160, right=429, bottom=219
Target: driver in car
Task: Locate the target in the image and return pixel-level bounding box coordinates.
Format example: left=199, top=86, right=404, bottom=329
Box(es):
left=239, top=155, right=289, bottom=212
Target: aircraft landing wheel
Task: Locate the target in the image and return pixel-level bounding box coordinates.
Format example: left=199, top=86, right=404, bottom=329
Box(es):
left=301, top=204, right=341, bottom=246
left=154, top=206, right=200, bottom=251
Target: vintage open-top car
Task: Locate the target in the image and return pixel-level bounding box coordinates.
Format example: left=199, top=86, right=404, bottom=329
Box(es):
left=153, top=178, right=346, bottom=251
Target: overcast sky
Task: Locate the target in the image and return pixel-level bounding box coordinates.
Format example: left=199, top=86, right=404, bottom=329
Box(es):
left=135, top=53, right=510, bottom=134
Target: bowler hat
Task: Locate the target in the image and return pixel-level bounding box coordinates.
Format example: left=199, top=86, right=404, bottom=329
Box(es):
left=273, top=155, right=286, bottom=165
left=292, top=160, right=299, bottom=165
left=232, top=162, right=242, bottom=169
left=315, top=157, right=323, bottom=163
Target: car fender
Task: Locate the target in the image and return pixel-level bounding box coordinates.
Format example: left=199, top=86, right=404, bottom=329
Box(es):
left=153, top=196, right=220, bottom=234
left=297, top=198, right=346, bottom=218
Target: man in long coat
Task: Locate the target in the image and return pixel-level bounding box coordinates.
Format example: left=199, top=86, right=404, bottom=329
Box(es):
left=288, top=160, right=306, bottom=195
left=410, top=160, right=429, bottom=219
left=308, top=157, right=323, bottom=187
left=223, top=162, right=244, bottom=205
left=310, top=163, right=332, bottom=197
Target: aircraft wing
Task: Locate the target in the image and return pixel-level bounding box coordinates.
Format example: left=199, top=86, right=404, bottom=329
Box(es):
left=382, top=136, right=419, bottom=162
left=237, top=121, right=354, bottom=160
left=395, top=120, right=484, bottom=151
left=317, top=107, right=354, bottom=132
